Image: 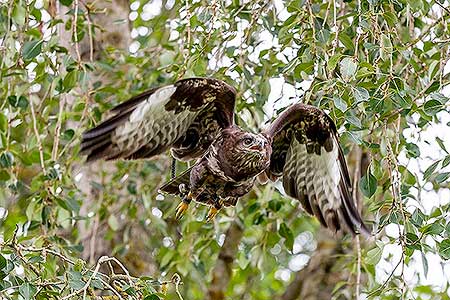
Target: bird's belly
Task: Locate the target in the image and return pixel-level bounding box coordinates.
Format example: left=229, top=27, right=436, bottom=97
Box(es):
left=192, top=178, right=234, bottom=205
left=192, top=177, right=254, bottom=209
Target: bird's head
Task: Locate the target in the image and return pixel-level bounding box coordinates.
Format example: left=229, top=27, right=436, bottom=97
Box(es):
left=216, top=127, right=272, bottom=179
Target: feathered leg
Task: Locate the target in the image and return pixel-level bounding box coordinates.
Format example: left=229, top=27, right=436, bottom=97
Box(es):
left=175, top=191, right=192, bottom=220
left=206, top=198, right=223, bottom=222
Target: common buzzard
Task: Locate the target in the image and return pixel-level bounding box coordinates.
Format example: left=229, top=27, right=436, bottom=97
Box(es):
left=81, top=78, right=369, bottom=235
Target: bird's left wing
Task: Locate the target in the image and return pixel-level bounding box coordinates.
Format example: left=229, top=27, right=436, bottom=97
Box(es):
left=264, top=103, right=370, bottom=235
left=81, top=78, right=236, bottom=162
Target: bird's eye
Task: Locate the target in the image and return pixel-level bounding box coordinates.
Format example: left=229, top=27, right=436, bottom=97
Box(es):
left=243, top=138, right=253, bottom=146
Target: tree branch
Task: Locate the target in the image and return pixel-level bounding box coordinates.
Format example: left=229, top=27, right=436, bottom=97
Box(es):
left=278, top=233, right=342, bottom=300
left=207, top=220, right=244, bottom=300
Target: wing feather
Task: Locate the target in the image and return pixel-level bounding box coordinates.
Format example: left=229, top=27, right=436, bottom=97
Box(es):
left=265, top=103, right=370, bottom=235
left=81, top=78, right=236, bottom=162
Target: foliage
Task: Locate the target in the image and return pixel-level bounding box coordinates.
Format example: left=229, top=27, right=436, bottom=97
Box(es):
left=0, top=0, right=450, bottom=299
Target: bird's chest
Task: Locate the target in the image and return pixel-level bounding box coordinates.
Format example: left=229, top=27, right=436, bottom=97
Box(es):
left=190, top=160, right=254, bottom=204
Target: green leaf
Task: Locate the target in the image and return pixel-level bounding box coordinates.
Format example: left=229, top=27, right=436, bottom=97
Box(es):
left=108, top=214, right=119, bottom=231
left=19, top=283, right=36, bottom=300
left=144, top=295, right=161, bottom=300
left=353, top=87, right=370, bottom=103
left=423, top=161, right=440, bottom=180
left=294, top=61, right=314, bottom=76
left=340, top=57, right=357, bottom=82
left=405, top=143, right=420, bottom=158
left=159, top=251, right=174, bottom=268
left=380, top=34, right=393, bottom=61
left=421, top=222, right=444, bottom=235
left=359, top=172, right=377, bottom=198
left=22, top=40, right=43, bottom=60
left=327, top=54, right=342, bottom=72
left=425, top=81, right=440, bottom=95
left=123, top=284, right=137, bottom=296
left=0, top=254, right=6, bottom=270
left=366, top=246, right=382, bottom=265
left=12, top=5, right=26, bottom=26
left=68, top=271, right=85, bottom=289
left=438, top=239, right=450, bottom=260
left=0, top=113, right=7, bottom=133
left=383, top=11, right=398, bottom=27
left=278, top=223, right=294, bottom=251
left=423, top=100, right=444, bottom=116
left=338, top=33, right=354, bottom=52
left=435, top=172, right=450, bottom=184
left=345, top=110, right=362, bottom=128
left=8, top=95, right=29, bottom=109
left=421, top=251, right=428, bottom=278
left=268, top=200, right=282, bottom=212
left=411, top=209, right=425, bottom=227
left=333, top=96, right=347, bottom=112
left=62, top=129, right=75, bottom=141
left=63, top=70, right=78, bottom=91
left=60, top=0, right=74, bottom=6
left=0, top=152, right=14, bottom=168
left=442, top=155, right=450, bottom=168
left=436, top=137, right=448, bottom=154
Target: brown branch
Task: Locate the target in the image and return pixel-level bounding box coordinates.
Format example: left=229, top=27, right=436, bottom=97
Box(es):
left=207, top=220, right=244, bottom=300
left=278, top=232, right=342, bottom=300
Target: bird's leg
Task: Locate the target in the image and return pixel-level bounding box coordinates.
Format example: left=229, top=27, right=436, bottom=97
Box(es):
left=206, top=199, right=223, bottom=222
left=175, top=191, right=192, bottom=220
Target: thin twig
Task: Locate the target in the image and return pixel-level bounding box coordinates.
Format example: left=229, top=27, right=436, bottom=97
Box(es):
left=351, top=148, right=363, bottom=300
left=29, top=95, right=46, bottom=175
left=84, top=2, right=94, bottom=62
left=72, top=0, right=82, bottom=62
left=331, top=0, right=339, bottom=56
left=354, top=0, right=362, bottom=57
left=385, top=121, right=407, bottom=300
left=434, top=0, right=450, bottom=15
left=52, top=96, right=66, bottom=161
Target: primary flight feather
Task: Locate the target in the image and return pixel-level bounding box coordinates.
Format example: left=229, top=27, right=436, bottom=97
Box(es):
left=81, top=77, right=370, bottom=235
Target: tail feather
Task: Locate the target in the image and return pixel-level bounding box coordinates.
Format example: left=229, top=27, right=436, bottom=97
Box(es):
left=339, top=180, right=371, bottom=236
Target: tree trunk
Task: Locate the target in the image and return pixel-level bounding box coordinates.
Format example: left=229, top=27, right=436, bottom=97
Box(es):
left=57, top=0, right=135, bottom=268
left=208, top=220, right=244, bottom=300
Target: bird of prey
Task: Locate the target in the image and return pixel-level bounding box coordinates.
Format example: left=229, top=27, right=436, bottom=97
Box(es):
left=81, top=77, right=369, bottom=235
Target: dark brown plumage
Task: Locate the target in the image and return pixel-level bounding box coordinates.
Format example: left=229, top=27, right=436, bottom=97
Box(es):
left=81, top=77, right=370, bottom=235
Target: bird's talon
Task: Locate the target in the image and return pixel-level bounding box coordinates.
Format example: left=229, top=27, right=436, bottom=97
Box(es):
left=179, top=183, right=188, bottom=195
left=205, top=207, right=219, bottom=222
left=175, top=202, right=189, bottom=220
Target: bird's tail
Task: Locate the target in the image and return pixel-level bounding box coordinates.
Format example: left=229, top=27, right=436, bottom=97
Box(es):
left=158, top=166, right=193, bottom=195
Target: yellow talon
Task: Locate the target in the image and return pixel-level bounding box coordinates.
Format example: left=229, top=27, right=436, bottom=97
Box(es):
left=175, top=202, right=189, bottom=220
left=206, top=206, right=219, bottom=222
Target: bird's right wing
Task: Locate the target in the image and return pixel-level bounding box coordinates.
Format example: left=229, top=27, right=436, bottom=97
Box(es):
left=264, top=103, right=370, bottom=235
left=81, top=78, right=236, bottom=162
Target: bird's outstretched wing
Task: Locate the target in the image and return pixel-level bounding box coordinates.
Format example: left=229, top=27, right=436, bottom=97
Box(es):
left=264, top=103, right=370, bottom=235
left=81, top=78, right=236, bottom=162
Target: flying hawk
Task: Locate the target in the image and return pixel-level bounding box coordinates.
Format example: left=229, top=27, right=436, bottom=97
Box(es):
left=81, top=78, right=369, bottom=235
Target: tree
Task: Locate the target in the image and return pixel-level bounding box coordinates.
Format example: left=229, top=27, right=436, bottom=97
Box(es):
left=1, top=0, right=450, bottom=299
